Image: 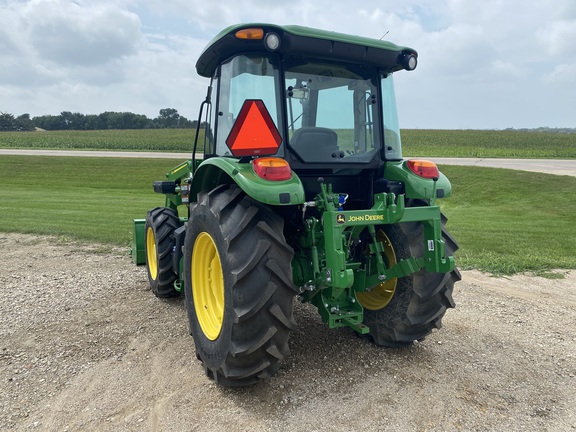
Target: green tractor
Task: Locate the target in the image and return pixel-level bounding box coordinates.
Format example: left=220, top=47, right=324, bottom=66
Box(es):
left=132, top=24, right=461, bottom=386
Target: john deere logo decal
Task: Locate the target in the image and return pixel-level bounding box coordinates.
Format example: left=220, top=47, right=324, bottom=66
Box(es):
left=336, top=214, right=346, bottom=224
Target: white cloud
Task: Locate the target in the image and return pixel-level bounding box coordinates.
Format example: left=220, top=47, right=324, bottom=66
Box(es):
left=0, top=27, right=19, bottom=55
left=488, top=60, right=521, bottom=79
left=542, top=62, right=576, bottom=85
left=21, top=0, right=143, bottom=66
left=415, top=23, right=494, bottom=76
left=0, top=0, right=145, bottom=92
left=537, top=20, right=576, bottom=56
left=143, top=0, right=237, bottom=30
left=0, top=0, right=575, bottom=128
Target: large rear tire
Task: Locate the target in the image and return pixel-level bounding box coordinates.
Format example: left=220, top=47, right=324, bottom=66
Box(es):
left=183, top=184, right=297, bottom=386
left=359, top=214, right=461, bottom=347
left=145, top=207, right=180, bottom=298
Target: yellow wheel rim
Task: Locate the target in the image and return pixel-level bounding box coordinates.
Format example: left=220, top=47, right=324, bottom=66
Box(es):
left=146, top=227, right=158, bottom=280
left=357, top=229, right=398, bottom=310
left=192, top=232, right=224, bottom=340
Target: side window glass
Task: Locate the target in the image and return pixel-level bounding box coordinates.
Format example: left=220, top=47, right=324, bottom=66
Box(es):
left=215, top=56, right=282, bottom=156
left=381, top=75, right=402, bottom=159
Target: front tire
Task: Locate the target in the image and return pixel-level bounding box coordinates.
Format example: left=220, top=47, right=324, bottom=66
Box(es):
left=145, top=207, right=180, bottom=298
left=183, top=185, right=297, bottom=386
left=359, top=214, right=461, bottom=347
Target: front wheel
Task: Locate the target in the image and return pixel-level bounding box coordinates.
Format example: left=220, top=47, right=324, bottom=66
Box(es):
left=359, top=214, right=461, bottom=347
left=183, top=185, right=297, bottom=386
left=145, top=207, right=180, bottom=298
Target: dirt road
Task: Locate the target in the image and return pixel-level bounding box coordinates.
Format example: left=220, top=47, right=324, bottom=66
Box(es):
left=1, top=233, right=575, bottom=431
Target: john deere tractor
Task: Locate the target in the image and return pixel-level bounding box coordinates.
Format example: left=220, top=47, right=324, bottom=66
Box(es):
left=132, top=23, right=461, bottom=386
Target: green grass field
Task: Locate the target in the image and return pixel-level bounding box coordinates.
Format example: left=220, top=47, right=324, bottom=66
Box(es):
left=402, top=129, right=576, bottom=158
left=0, top=156, right=180, bottom=245
left=0, top=129, right=203, bottom=152
left=1, top=128, right=575, bottom=158
left=1, top=155, right=575, bottom=275
left=439, top=165, right=576, bottom=275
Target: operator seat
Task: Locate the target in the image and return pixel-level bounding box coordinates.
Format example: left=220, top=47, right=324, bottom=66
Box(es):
left=290, top=127, right=339, bottom=161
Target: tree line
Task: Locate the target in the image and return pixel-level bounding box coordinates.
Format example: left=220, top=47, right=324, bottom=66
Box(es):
left=0, top=108, right=199, bottom=132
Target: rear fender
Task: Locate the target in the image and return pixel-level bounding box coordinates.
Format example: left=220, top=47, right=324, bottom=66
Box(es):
left=189, top=157, right=305, bottom=205
left=384, top=160, right=452, bottom=200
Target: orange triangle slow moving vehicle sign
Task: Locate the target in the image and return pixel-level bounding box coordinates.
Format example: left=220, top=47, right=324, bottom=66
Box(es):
left=225, top=99, right=282, bottom=157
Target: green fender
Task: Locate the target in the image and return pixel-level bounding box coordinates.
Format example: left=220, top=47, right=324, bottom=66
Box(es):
left=384, top=160, right=452, bottom=200
left=189, top=157, right=305, bottom=206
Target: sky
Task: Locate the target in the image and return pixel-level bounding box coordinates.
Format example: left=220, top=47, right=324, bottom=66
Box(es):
left=0, top=0, right=575, bottom=130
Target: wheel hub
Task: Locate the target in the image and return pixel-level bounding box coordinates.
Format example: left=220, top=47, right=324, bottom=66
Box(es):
left=192, top=232, right=224, bottom=340
left=356, top=229, right=398, bottom=310
left=146, top=227, right=158, bottom=280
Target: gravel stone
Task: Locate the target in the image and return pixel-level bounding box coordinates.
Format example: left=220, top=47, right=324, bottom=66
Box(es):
left=0, top=233, right=575, bottom=431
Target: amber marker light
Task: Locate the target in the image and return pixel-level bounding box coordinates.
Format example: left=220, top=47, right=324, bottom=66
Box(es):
left=407, top=159, right=440, bottom=180
left=235, top=28, right=265, bottom=40
left=253, top=157, right=292, bottom=181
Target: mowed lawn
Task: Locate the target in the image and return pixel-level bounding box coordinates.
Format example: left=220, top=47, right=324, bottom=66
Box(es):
left=0, top=156, right=180, bottom=245
left=1, top=155, right=576, bottom=275
left=439, top=165, right=576, bottom=275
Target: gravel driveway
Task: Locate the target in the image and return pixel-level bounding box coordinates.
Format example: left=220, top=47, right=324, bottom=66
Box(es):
left=1, top=233, right=575, bottom=431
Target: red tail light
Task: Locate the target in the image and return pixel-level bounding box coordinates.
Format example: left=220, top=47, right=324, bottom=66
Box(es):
left=407, top=160, right=440, bottom=179
left=252, top=157, right=292, bottom=181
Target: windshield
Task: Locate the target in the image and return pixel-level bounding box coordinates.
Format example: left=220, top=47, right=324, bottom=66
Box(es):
left=285, top=61, right=380, bottom=163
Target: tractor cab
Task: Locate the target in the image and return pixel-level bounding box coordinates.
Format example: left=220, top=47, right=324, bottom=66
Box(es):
left=194, top=24, right=420, bottom=207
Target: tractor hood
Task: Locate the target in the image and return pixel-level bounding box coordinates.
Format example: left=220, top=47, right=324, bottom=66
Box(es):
left=196, top=23, right=418, bottom=78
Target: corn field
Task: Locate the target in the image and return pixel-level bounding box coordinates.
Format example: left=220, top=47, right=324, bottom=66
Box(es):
left=1, top=128, right=575, bottom=158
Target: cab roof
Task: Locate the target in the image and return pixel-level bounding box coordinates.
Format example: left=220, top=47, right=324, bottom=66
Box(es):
left=195, top=23, right=417, bottom=78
